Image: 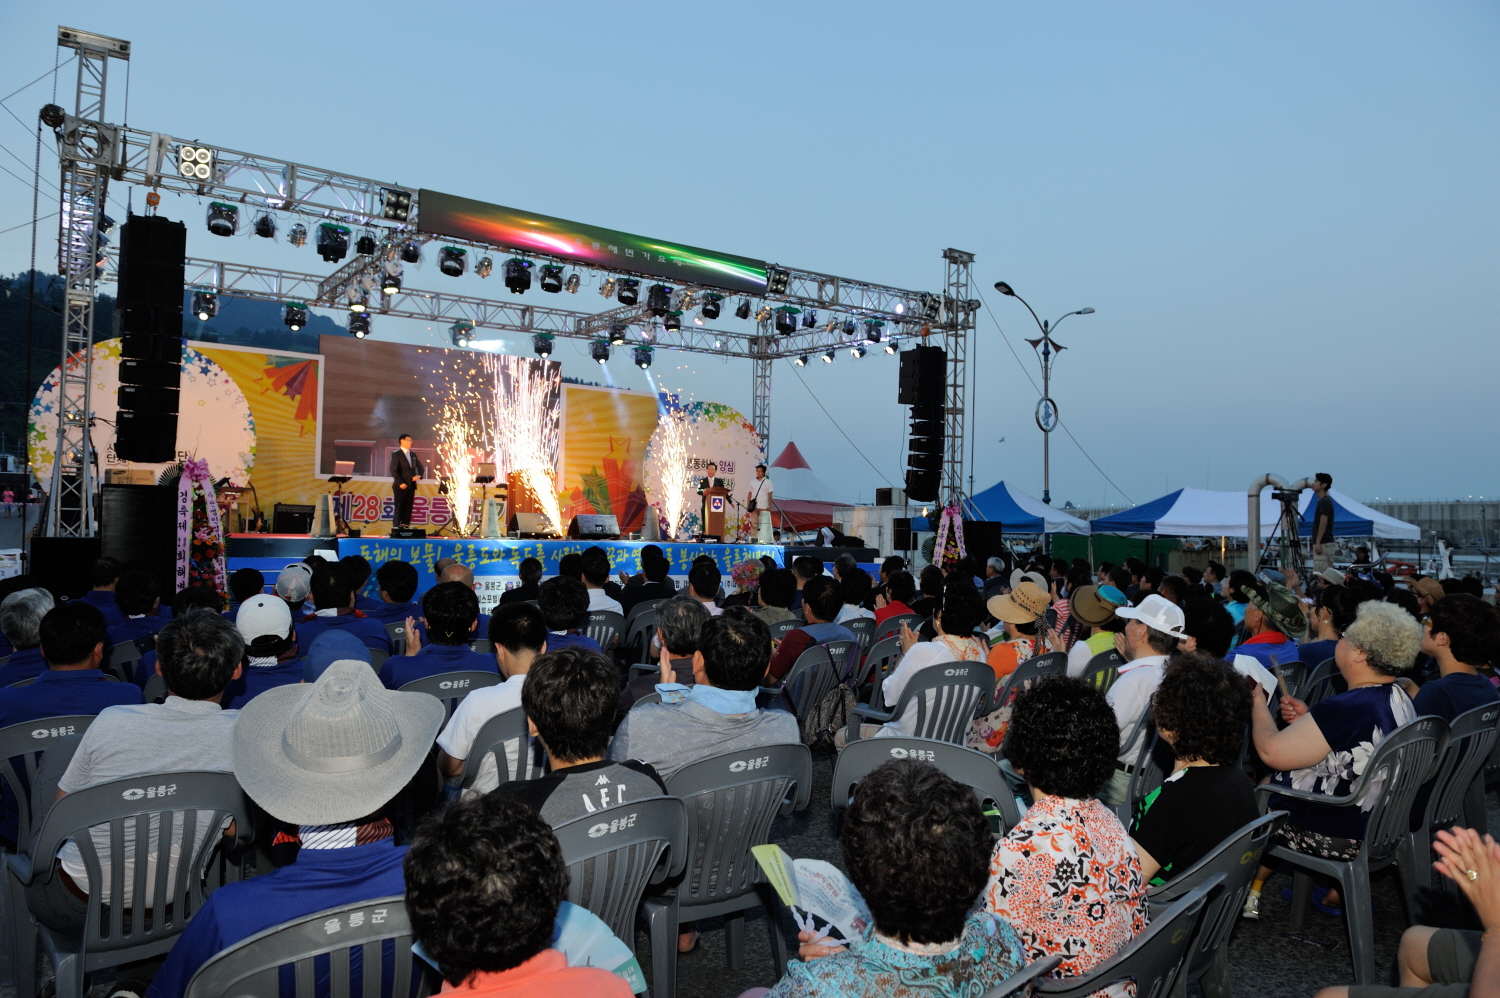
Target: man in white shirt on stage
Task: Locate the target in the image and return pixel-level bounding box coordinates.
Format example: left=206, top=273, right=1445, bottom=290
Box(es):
left=747, top=464, right=774, bottom=543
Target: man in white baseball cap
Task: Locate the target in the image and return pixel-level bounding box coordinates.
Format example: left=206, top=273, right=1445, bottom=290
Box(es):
left=1099, top=594, right=1190, bottom=807
left=223, top=594, right=303, bottom=710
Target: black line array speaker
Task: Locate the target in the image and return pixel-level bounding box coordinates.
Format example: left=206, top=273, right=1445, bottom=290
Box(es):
left=29, top=537, right=102, bottom=602
left=100, top=484, right=176, bottom=570
left=963, top=520, right=1007, bottom=570
left=900, top=345, right=946, bottom=502
left=115, top=214, right=185, bottom=463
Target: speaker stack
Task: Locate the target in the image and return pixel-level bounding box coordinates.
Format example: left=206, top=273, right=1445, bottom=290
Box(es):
left=114, top=214, right=186, bottom=463
left=899, top=345, right=946, bottom=502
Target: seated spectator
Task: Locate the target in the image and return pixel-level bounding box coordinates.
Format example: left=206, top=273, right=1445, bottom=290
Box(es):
left=31, top=610, right=244, bottom=937
left=1203, top=560, right=1226, bottom=600
left=0, top=588, right=53, bottom=686
left=834, top=569, right=875, bottom=625
left=499, top=557, right=545, bottom=606
left=1409, top=593, right=1500, bottom=722
left=1231, top=579, right=1306, bottom=670
left=107, top=568, right=169, bottom=648
left=982, top=556, right=1009, bottom=598
left=908, top=565, right=944, bottom=619
left=579, top=546, right=623, bottom=614
left=339, top=554, right=382, bottom=613
left=76, top=556, right=127, bottom=628
left=1155, top=573, right=1191, bottom=607
left=687, top=560, right=724, bottom=616
left=987, top=677, right=1148, bottom=991
left=1100, top=595, right=1188, bottom=807
left=494, top=647, right=665, bottom=823
left=1129, top=653, right=1257, bottom=885
left=1180, top=565, right=1205, bottom=594
left=273, top=563, right=312, bottom=616
left=1177, top=596, right=1236, bottom=658
left=751, top=568, right=797, bottom=627
left=437, top=561, right=490, bottom=639
left=0, top=603, right=140, bottom=846
left=774, top=760, right=1026, bottom=997
left=787, top=556, right=823, bottom=614
left=763, top=577, right=854, bottom=683
left=984, top=580, right=1056, bottom=679
left=366, top=559, right=422, bottom=623
left=869, top=555, right=906, bottom=608
left=296, top=563, right=394, bottom=655
left=302, top=629, right=372, bottom=682
left=437, top=604, right=547, bottom=796
left=222, top=595, right=305, bottom=710
left=404, top=794, right=632, bottom=998
left=621, top=551, right=674, bottom=614
left=226, top=567, right=265, bottom=618
left=1064, top=584, right=1128, bottom=677
left=380, top=582, right=497, bottom=689
left=534, top=576, right=602, bottom=655
left=861, top=584, right=988, bottom=744
left=145, top=660, right=445, bottom=998
left=133, top=586, right=225, bottom=687
left=1223, top=569, right=1257, bottom=631
left=610, top=608, right=798, bottom=782
left=871, top=569, right=917, bottom=626
left=1245, top=600, right=1421, bottom=918
left=620, top=597, right=711, bottom=713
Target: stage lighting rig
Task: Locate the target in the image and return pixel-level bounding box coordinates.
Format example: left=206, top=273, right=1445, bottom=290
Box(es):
left=647, top=284, right=673, bottom=316
left=774, top=308, right=798, bottom=336
left=504, top=259, right=533, bottom=294
left=192, top=291, right=218, bottom=321
left=533, top=333, right=554, bottom=357
left=356, top=233, right=376, bottom=256
left=450, top=320, right=474, bottom=348
left=178, top=145, right=216, bottom=181
left=756, top=304, right=773, bottom=322
left=381, top=188, right=412, bottom=222
left=283, top=303, right=308, bottom=331
left=317, top=223, right=350, bottom=262
left=920, top=293, right=941, bottom=321
left=634, top=346, right=654, bottom=369
left=400, top=241, right=422, bottom=263
left=767, top=266, right=790, bottom=294
left=884, top=340, right=899, bottom=355
left=842, top=319, right=858, bottom=336
left=288, top=223, right=308, bottom=248
left=565, top=272, right=581, bottom=293
left=608, top=324, right=629, bottom=346
left=475, top=256, right=494, bottom=278
left=850, top=345, right=866, bottom=360
left=701, top=294, right=723, bottom=320
left=821, top=350, right=835, bottom=364
left=865, top=320, right=884, bottom=343
left=793, top=355, right=808, bottom=367
left=824, top=316, right=839, bottom=333
left=735, top=298, right=751, bottom=320
left=616, top=279, right=640, bottom=305
left=381, top=267, right=402, bottom=295
left=438, top=246, right=468, bottom=277
left=349, top=313, right=371, bottom=339
left=206, top=203, right=238, bottom=237
left=591, top=340, right=611, bottom=364
left=803, top=309, right=818, bottom=329
left=599, top=277, right=617, bottom=299
left=664, top=312, right=682, bottom=332
left=347, top=289, right=368, bottom=313
left=540, top=264, right=565, bottom=293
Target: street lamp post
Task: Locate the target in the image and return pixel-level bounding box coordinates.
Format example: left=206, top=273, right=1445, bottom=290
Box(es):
left=993, top=282, right=1093, bottom=505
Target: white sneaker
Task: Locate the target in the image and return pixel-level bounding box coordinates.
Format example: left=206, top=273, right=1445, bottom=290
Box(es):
left=1241, top=891, right=1260, bottom=920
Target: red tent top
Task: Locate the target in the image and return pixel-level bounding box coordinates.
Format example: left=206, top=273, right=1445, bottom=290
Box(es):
left=770, top=441, right=812, bottom=471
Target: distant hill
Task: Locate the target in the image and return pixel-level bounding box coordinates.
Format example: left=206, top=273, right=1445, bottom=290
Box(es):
left=185, top=291, right=347, bottom=353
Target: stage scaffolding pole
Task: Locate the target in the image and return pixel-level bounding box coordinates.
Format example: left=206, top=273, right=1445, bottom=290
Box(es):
left=941, top=249, right=977, bottom=507
left=751, top=337, right=772, bottom=455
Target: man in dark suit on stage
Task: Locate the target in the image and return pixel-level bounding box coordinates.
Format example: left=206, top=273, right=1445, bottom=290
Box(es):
left=389, top=434, right=424, bottom=529
left=696, top=461, right=727, bottom=538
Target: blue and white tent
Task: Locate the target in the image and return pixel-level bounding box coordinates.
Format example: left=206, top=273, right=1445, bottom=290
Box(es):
left=960, top=480, right=1090, bottom=535
left=1296, top=488, right=1420, bottom=540
left=1088, top=487, right=1282, bottom=537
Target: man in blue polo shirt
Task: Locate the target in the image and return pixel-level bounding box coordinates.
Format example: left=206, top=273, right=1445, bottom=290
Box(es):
left=221, top=596, right=306, bottom=710
left=144, top=661, right=445, bottom=998
left=295, top=563, right=393, bottom=655
left=379, top=582, right=497, bottom=689
left=536, top=576, right=602, bottom=655
left=0, top=602, right=141, bottom=846
left=105, top=569, right=170, bottom=649
left=76, top=557, right=127, bottom=628
left=365, top=560, right=423, bottom=624
left=340, top=555, right=384, bottom=614
left=0, top=588, right=53, bottom=687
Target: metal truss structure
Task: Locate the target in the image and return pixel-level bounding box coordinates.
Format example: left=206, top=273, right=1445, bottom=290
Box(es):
left=43, top=26, right=977, bottom=535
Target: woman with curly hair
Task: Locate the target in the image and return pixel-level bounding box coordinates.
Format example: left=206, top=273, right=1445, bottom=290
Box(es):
left=769, top=759, right=1026, bottom=997
left=1243, top=600, right=1421, bottom=919
left=1129, top=652, right=1258, bottom=886
left=986, top=677, right=1148, bottom=995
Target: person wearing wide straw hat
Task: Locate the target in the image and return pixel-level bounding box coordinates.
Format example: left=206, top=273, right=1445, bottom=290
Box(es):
left=983, top=580, right=1059, bottom=679
left=1233, top=578, right=1307, bottom=673
left=1099, top=594, right=1191, bottom=807
left=1063, top=584, right=1129, bottom=678
left=146, top=661, right=444, bottom=998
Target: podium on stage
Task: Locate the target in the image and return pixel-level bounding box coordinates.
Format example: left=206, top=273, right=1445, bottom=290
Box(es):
left=699, top=486, right=730, bottom=542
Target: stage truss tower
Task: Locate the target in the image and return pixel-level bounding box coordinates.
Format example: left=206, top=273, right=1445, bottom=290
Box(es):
left=942, top=249, right=976, bottom=505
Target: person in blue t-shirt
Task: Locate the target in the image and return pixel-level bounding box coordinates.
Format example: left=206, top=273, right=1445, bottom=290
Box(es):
left=379, top=582, right=498, bottom=689
left=0, top=602, right=142, bottom=845
left=296, top=563, right=393, bottom=655
left=1298, top=583, right=1368, bottom=668
left=76, top=556, right=127, bottom=628
left=133, top=586, right=225, bottom=689
left=105, top=568, right=171, bottom=650
left=222, top=595, right=306, bottom=710
left=1412, top=593, right=1500, bottom=722
left=365, top=560, right=422, bottom=624
left=535, top=576, right=602, bottom=656
left=0, top=587, right=53, bottom=687
left=225, top=568, right=265, bottom=621
left=340, top=554, right=384, bottom=614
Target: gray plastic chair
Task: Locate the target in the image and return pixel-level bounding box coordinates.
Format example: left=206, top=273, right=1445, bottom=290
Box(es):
left=980, top=955, right=1064, bottom=998
left=368, top=647, right=390, bottom=670
left=1118, top=710, right=1169, bottom=824
left=6, top=770, right=255, bottom=998
left=552, top=796, right=687, bottom=946
left=844, top=616, right=875, bottom=660
left=822, top=639, right=858, bottom=682
left=623, top=610, right=659, bottom=666
left=640, top=744, right=812, bottom=998
left=855, top=635, right=902, bottom=697
left=1256, top=715, right=1447, bottom=984
left=1033, top=879, right=1213, bottom=998
left=383, top=621, right=406, bottom=656
left=469, top=638, right=494, bottom=654
left=1080, top=649, right=1125, bottom=693
left=832, top=736, right=1021, bottom=834
left=143, top=673, right=168, bottom=703
left=104, top=640, right=145, bottom=684
left=1274, top=659, right=1309, bottom=702
left=586, top=610, right=626, bottom=652
left=183, top=895, right=438, bottom=998
left=873, top=612, right=922, bottom=645
left=1301, top=658, right=1340, bottom=707
left=397, top=670, right=502, bottom=722
left=767, top=618, right=801, bottom=642
left=460, top=706, right=546, bottom=790
left=1147, top=812, right=1286, bottom=998
left=993, top=653, right=1067, bottom=715
left=760, top=645, right=837, bottom=717
left=1399, top=702, right=1500, bottom=915
left=848, top=661, right=995, bottom=746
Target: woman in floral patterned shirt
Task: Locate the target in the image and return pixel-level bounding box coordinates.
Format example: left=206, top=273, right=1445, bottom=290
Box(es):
left=985, top=677, right=1149, bottom=997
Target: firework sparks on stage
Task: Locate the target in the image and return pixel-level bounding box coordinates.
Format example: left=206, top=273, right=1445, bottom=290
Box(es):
left=480, top=353, right=564, bottom=532
left=437, top=402, right=476, bottom=535
left=646, top=390, right=696, bottom=539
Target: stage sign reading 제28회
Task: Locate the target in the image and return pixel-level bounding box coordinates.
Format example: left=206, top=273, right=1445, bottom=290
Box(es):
left=417, top=189, right=769, bottom=295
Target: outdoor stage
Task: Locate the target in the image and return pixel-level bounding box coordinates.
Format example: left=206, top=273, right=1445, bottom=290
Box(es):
left=224, top=535, right=782, bottom=606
